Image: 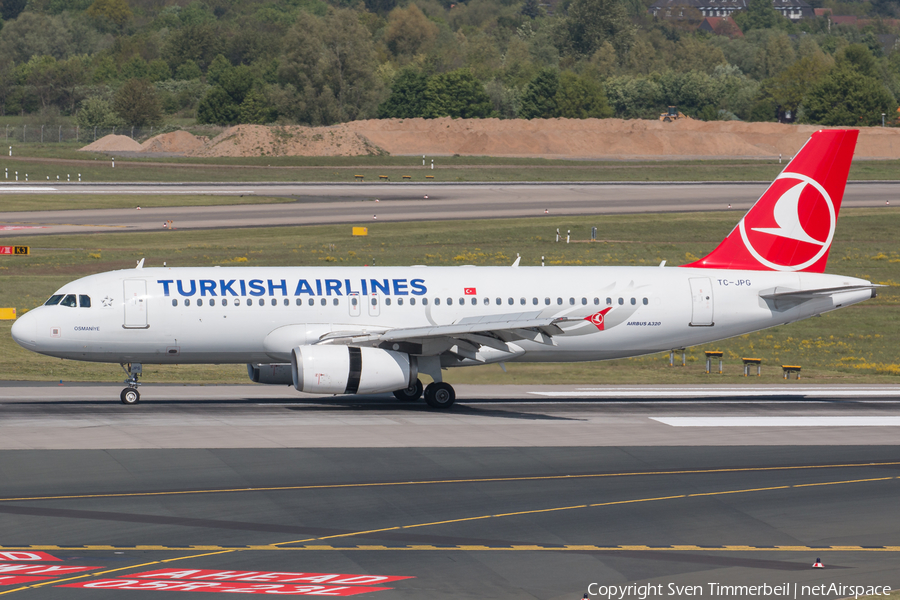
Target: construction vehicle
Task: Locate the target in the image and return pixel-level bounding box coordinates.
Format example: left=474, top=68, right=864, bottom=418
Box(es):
left=660, top=106, right=688, bottom=122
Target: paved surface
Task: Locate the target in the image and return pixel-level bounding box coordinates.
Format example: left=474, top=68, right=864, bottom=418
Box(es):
left=0, top=443, right=898, bottom=598
left=3, top=384, right=900, bottom=449
left=0, top=182, right=897, bottom=236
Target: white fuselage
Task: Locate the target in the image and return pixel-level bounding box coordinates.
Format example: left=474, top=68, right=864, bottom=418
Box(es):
left=11, top=266, right=874, bottom=366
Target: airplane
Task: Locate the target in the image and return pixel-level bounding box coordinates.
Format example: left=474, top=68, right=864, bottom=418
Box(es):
left=11, top=129, right=877, bottom=408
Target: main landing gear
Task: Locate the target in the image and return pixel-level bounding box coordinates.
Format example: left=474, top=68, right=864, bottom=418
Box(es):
left=392, top=379, right=457, bottom=408
left=424, top=382, right=455, bottom=409
left=393, top=378, right=424, bottom=402
left=120, top=362, right=142, bottom=405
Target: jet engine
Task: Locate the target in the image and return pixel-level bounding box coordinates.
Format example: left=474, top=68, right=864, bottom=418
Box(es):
left=247, top=363, right=293, bottom=385
left=291, top=345, right=417, bottom=395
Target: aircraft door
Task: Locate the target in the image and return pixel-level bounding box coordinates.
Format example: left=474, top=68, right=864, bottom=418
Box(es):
left=349, top=293, right=360, bottom=317
left=368, top=294, right=380, bottom=317
left=123, top=279, right=150, bottom=329
left=689, top=277, right=714, bottom=326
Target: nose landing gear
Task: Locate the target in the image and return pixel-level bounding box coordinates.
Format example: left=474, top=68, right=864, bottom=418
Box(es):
left=120, top=362, right=142, bottom=405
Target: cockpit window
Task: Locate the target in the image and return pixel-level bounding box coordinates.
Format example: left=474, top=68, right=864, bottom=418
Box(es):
left=79, top=295, right=91, bottom=308
left=45, top=294, right=64, bottom=306
left=60, top=294, right=77, bottom=307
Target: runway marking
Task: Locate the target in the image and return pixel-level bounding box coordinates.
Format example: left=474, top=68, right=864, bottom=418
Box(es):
left=3, top=460, right=899, bottom=504
left=2, top=473, right=897, bottom=594
left=533, top=388, right=900, bottom=398
left=653, top=416, right=900, bottom=426
left=2, top=545, right=900, bottom=552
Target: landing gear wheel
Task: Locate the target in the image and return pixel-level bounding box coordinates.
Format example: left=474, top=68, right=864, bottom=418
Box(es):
left=424, top=382, right=455, bottom=409
left=120, top=388, right=140, bottom=405
left=393, top=379, right=424, bottom=402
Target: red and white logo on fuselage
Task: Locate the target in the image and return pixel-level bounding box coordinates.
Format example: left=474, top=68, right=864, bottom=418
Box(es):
left=584, top=307, right=613, bottom=330
left=738, top=173, right=835, bottom=271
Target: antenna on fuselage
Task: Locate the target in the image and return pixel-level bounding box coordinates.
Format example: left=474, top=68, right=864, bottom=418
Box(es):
left=511, top=255, right=521, bottom=267
left=136, top=258, right=145, bottom=269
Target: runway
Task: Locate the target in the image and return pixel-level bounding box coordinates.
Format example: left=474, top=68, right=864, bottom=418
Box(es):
left=0, top=181, right=897, bottom=236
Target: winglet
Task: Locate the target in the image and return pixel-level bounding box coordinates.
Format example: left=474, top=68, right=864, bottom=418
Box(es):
left=683, top=129, right=858, bottom=273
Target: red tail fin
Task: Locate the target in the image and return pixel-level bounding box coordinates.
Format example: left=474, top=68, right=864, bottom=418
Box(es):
left=684, top=129, right=858, bottom=273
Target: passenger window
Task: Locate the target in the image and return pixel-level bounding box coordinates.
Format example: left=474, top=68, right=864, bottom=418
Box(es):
left=260, top=298, right=265, bottom=306
left=435, top=298, right=440, bottom=306
left=284, top=298, right=289, bottom=306
left=508, top=298, right=513, bottom=305
left=631, top=298, right=636, bottom=305
left=495, top=298, right=501, bottom=305
left=643, top=298, right=648, bottom=305
left=247, top=299, right=253, bottom=306
left=410, top=298, right=417, bottom=306
left=320, top=298, right=326, bottom=306
left=60, top=294, right=77, bottom=307
left=447, top=298, right=452, bottom=306
left=618, top=298, right=624, bottom=305
left=185, top=299, right=191, bottom=306
left=198, top=299, right=204, bottom=306
left=471, top=298, right=477, bottom=306
left=422, top=298, right=428, bottom=306
left=45, top=294, right=64, bottom=306
left=398, top=298, right=404, bottom=306
left=333, top=298, right=339, bottom=306
left=606, top=297, right=612, bottom=306
left=308, top=298, right=314, bottom=306
left=351, top=297, right=358, bottom=307
left=520, top=298, right=526, bottom=305
left=385, top=298, right=392, bottom=306
left=296, top=298, right=302, bottom=306
left=594, top=298, right=600, bottom=305
left=79, top=295, right=91, bottom=308
left=557, top=298, right=562, bottom=305
left=581, top=298, right=587, bottom=305
left=569, top=298, right=575, bottom=305
left=545, top=298, right=550, bottom=305
left=235, top=299, right=240, bottom=306
left=269, top=298, right=275, bottom=306
left=459, top=298, right=464, bottom=305
left=532, top=298, right=538, bottom=305
left=484, top=297, right=490, bottom=305
left=172, top=299, right=178, bottom=307
left=210, top=299, right=216, bottom=306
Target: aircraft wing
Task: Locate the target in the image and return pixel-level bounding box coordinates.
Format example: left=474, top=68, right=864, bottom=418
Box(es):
left=318, top=311, right=579, bottom=356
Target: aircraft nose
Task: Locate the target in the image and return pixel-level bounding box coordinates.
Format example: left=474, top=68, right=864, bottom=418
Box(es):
left=10, top=310, right=37, bottom=348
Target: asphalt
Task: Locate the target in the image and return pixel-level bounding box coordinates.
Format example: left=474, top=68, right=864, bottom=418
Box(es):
left=0, top=182, right=897, bottom=236
left=1, top=444, right=899, bottom=599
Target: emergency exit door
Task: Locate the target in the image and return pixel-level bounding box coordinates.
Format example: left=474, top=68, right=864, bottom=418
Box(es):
left=123, top=279, right=149, bottom=329
left=689, top=277, right=714, bottom=326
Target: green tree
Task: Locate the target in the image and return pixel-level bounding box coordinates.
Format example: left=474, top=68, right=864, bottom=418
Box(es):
left=384, top=4, right=438, bottom=58
left=0, top=0, right=26, bottom=21
left=86, top=0, right=132, bottom=30
left=559, top=0, right=636, bottom=58
left=147, top=59, right=172, bottom=82
left=377, top=68, right=429, bottom=118
left=519, top=68, right=559, bottom=118
left=238, top=88, right=274, bottom=124
left=763, top=52, right=832, bottom=118
left=113, top=78, right=162, bottom=126
left=424, top=69, right=494, bottom=118
left=197, top=86, right=239, bottom=124
left=174, top=61, right=202, bottom=81
left=120, top=56, right=149, bottom=80
left=733, top=0, right=787, bottom=32
left=801, top=67, right=896, bottom=126
left=555, top=71, right=613, bottom=118
left=76, top=96, right=122, bottom=128
left=835, top=44, right=878, bottom=78
left=163, top=23, right=223, bottom=72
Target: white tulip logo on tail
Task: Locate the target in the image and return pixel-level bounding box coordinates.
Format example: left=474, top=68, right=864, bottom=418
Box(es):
left=738, top=173, right=835, bottom=272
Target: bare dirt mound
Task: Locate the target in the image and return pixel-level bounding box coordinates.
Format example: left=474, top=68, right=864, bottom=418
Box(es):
left=79, top=134, right=142, bottom=152
left=348, top=118, right=900, bottom=159
left=190, top=124, right=385, bottom=157
left=141, top=130, right=206, bottom=154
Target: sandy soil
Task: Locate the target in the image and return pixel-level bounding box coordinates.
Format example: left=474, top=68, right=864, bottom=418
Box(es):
left=79, top=134, right=142, bottom=152
left=81, top=119, right=900, bottom=159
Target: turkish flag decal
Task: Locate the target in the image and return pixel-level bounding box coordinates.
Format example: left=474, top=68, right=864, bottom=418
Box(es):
left=464, top=288, right=477, bottom=295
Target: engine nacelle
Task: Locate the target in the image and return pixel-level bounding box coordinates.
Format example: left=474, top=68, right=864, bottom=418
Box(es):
left=291, top=346, right=417, bottom=395
left=247, top=363, right=293, bottom=385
